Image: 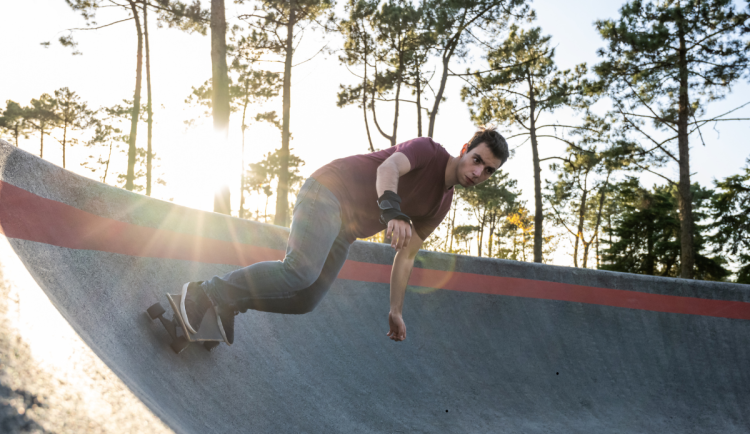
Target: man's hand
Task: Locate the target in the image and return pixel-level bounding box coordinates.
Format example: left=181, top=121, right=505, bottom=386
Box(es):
left=387, top=219, right=412, bottom=250
left=387, top=312, right=406, bottom=341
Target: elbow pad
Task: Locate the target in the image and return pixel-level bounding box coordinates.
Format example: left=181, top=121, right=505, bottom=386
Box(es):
left=377, top=190, right=412, bottom=226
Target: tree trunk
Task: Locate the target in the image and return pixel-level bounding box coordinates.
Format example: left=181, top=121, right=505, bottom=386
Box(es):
left=428, top=41, right=457, bottom=138
left=211, top=0, right=231, bottom=214
left=487, top=215, right=495, bottom=258
left=62, top=122, right=67, bottom=169
left=677, top=19, right=694, bottom=279
left=274, top=4, right=295, bottom=227
left=415, top=63, right=422, bottom=137
left=527, top=80, right=543, bottom=263
left=592, top=173, right=609, bottom=269
left=477, top=208, right=486, bottom=257
left=144, top=3, right=154, bottom=197
left=646, top=224, right=655, bottom=275
left=103, top=139, right=113, bottom=184
left=391, top=71, right=402, bottom=147
left=239, top=83, right=250, bottom=219
left=448, top=205, right=456, bottom=252
left=362, top=42, right=374, bottom=152
left=125, top=0, right=143, bottom=192
left=574, top=177, right=589, bottom=268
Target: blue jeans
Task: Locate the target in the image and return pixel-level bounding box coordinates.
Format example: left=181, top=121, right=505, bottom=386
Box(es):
left=203, top=178, right=353, bottom=314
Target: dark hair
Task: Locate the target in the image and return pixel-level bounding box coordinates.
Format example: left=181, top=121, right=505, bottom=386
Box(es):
left=466, top=126, right=509, bottom=166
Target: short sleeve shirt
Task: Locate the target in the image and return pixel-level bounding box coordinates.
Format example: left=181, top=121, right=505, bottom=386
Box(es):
left=311, top=137, right=454, bottom=242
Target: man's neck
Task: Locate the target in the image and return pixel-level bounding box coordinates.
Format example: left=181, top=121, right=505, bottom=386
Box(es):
left=444, top=155, right=459, bottom=190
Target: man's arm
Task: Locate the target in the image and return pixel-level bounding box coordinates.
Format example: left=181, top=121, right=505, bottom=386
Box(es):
left=377, top=152, right=413, bottom=250
left=376, top=152, right=411, bottom=197
left=388, top=231, right=423, bottom=342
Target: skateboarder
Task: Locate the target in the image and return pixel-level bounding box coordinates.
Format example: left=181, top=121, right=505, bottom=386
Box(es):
left=180, top=127, right=509, bottom=345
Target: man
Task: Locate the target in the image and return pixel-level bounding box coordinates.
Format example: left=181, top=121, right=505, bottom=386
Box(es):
left=180, top=126, right=509, bottom=345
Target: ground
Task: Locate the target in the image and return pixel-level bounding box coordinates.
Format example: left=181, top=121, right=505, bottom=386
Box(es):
left=0, top=256, right=172, bottom=434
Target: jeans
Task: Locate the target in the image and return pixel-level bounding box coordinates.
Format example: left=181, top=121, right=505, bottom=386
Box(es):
left=203, top=178, right=353, bottom=314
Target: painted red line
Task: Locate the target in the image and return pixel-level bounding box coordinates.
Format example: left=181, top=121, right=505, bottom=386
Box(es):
left=2, top=180, right=750, bottom=320
left=0, top=181, right=283, bottom=265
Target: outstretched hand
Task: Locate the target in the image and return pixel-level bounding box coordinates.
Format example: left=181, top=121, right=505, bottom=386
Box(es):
left=386, top=219, right=412, bottom=251
left=387, top=312, right=406, bottom=342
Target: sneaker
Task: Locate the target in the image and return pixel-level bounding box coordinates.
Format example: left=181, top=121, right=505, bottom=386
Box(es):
left=180, top=281, right=212, bottom=334
left=216, top=306, right=238, bottom=346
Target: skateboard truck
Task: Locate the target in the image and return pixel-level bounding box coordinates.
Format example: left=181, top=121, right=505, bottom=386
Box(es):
left=147, top=294, right=224, bottom=354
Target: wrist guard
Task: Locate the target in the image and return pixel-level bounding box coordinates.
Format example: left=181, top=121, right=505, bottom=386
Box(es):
left=377, top=190, right=412, bottom=226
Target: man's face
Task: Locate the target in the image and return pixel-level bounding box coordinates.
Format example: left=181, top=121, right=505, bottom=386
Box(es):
left=458, top=142, right=503, bottom=188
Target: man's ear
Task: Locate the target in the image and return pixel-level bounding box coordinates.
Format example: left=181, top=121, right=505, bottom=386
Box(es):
left=460, top=143, right=468, bottom=157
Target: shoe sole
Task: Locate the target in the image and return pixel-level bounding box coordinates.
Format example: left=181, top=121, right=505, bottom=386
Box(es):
left=214, top=307, right=231, bottom=346
left=180, top=282, right=198, bottom=334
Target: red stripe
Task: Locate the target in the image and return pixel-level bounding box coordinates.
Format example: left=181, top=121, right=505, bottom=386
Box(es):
left=2, top=180, right=749, bottom=320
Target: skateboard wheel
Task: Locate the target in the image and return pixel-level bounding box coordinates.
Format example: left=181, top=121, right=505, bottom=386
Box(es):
left=170, top=336, right=190, bottom=354
left=147, top=302, right=166, bottom=319
left=204, top=341, right=220, bottom=352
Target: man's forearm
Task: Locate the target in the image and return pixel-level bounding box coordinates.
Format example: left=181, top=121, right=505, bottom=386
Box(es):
left=390, top=251, right=415, bottom=315
left=376, top=163, right=400, bottom=197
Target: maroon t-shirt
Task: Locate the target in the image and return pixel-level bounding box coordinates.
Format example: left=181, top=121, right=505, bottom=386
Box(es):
left=311, top=137, right=454, bottom=242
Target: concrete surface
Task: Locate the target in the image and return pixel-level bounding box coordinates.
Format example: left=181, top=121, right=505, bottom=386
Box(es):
left=1, top=139, right=750, bottom=433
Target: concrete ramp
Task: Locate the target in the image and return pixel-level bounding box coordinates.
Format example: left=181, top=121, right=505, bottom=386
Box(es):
left=1, top=139, right=749, bottom=433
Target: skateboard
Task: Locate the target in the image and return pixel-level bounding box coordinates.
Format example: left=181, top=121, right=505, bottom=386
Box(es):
left=147, top=294, right=226, bottom=354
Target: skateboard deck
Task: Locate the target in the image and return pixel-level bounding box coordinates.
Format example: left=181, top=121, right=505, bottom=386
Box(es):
left=147, top=294, right=226, bottom=354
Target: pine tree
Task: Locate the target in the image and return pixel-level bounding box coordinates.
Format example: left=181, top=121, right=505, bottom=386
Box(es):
left=710, top=159, right=750, bottom=283
left=0, top=101, right=30, bottom=146
left=461, top=25, right=587, bottom=262
left=425, top=0, right=530, bottom=137
left=25, top=94, right=59, bottom=159
left=602, top=178, right=730, bottom=280
left=52, top=87, right=93, bottom=169
left=238, top=0, right=335, bottom=227
left=594, top=0, right=750, bottom=278
left=455, top=171, right=520, bottom=257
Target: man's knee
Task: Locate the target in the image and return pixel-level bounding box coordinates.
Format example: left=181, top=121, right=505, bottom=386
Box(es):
left=287, top=289, right=325, bottom=314
left=282, top=258, right=322, bottom=290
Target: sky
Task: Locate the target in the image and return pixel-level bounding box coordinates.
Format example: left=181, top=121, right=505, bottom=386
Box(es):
left=1, top=0, right=749, bottom=264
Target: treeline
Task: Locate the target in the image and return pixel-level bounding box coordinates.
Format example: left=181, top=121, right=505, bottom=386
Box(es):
left=2, top=0, right=749, bottom=282
left=419, top=162, right=750, bottom=283
left=0, top=89, right=164, bottom=191
left=348, top=0, right=750, bottom=283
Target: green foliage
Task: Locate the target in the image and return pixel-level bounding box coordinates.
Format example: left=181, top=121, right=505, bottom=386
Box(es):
left=451, top=224, right=480, bottom=254
left=462, top=25, right=587, bottom=126
left=425, top=0, right=531, bottom=136
left=545, top=113, right=643, bottom=268
left=592, top=0, right=750, bottom=173
left=80, top=104, right=129, bottom=184
left=710, top=158, right=750, bottom=283
left=461, top=24, right=588, bottom=263
left=337, top=0, right=433, bottom=146
left=243, top=149, right=305, bottom=222
left=64, top=0, right=208, bottom=34
left=595, top=0, right=750, bottom=113
left=0, top=101, right=30, bottom=146
left=52, top=87, right=94, bottom=168
left=593, top=0, right=750, bottom=278
left=25, top=94, right=59, bottom=158
left=456, top=170, right=520, bottom=257
left=601, top=178, right=730, bottom=281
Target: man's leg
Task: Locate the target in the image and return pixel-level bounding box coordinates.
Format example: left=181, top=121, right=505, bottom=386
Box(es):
left=233, top=228, right=352, bottom=314
left=201, top=178, right=344, bottom=311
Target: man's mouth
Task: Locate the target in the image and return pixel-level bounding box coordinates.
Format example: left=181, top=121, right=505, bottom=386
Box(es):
left=466, top=176, right=474, bottom=185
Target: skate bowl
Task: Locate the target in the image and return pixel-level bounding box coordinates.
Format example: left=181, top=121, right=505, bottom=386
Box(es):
left=1, top=139, right=749, bottom=433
